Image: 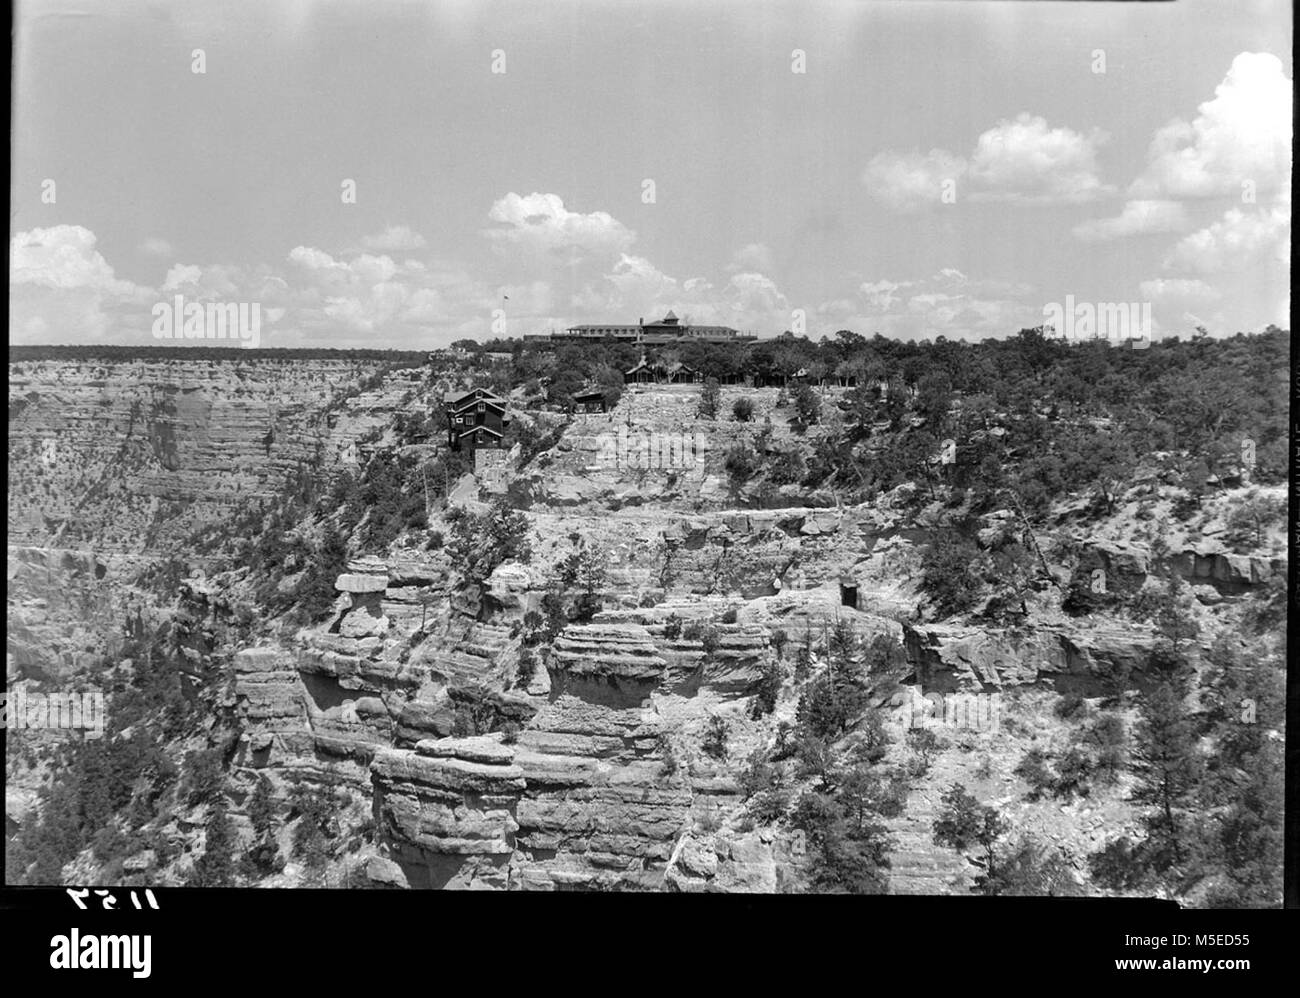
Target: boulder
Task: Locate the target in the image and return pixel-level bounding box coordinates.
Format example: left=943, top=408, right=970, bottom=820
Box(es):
left=339, top=605, right=389, bottom=639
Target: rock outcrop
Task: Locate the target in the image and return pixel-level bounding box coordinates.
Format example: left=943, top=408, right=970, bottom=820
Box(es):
left=902, top=620, right=1159, bottom=694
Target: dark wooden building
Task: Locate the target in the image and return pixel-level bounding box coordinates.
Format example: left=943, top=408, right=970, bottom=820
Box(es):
left=572, top=388, right=608, bottom=413
left=625, top=356, right=656, bottom=384
left=444, top=388, right=510, bottom=451
left=665, top=361, right=702, bottom=384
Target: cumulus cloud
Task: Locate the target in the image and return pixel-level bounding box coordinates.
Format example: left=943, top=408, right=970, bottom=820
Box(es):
left=11, top=225, right=144, bottom=295
left=1064, top=53, right=1292, bottom=334
left=1130, top=52, right=1292, bottom=200
left=9, top=215, right=550, bottom=346
left=483, top=193, right=790, bottom=335
left=568, top=252, right=790, bottom=336
left=966, top=114, right=1111, bottom=203
left=864, top=114, right=1109, bottom=210
left=1072, top=199, right=1191, bottom=241
left=283, top=244, right=497, bottom=338
left=10, top=225, right=153, bottom=343
left=599, top=254, right=683, bottom=309
left=1162, top=200, right=1290, bottom=274
left=859, top=279, right=910, bottom=311
left=160, top=262, right=264, bottom=300
left=485, top=192, right=635, bottom=262
left=725, top=271, right=789, bottom=320
left=862, top=149, right=966, bottom=212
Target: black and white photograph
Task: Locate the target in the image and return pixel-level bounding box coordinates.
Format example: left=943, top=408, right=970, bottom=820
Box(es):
left=4, top=0, right=1294, bottom=978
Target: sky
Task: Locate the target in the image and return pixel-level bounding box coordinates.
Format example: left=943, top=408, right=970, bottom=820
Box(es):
left=9, top=0, right=1293, bottom=348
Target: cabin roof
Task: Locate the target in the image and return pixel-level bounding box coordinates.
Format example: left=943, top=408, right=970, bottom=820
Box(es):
left=455, top=424, right=504, bottom=440
left=444, top=388, right=507, bottom=410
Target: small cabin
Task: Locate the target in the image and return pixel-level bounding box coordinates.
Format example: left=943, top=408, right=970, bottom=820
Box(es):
left=625, top=357, right=656, bottom=384
left=838, top=572, right=859, bottom=609
left=572, top=388, right=608, bottom=413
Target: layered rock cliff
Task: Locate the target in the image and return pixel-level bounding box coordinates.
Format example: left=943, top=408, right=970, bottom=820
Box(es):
left=6, top=357, right=1286, bottom=896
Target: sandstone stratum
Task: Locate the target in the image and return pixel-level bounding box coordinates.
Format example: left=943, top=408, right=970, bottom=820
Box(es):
left=5, top=343, right=1286, bottom=901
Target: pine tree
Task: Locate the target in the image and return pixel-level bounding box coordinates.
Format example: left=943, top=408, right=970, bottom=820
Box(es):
left=791, top=789, right=892, bottom=894
left=795, top=620, right=870, bottom=741
left=750, top=658, right=784, bottom=718
left=1130, top=679, right=1202, bottom=872
left=248, top=774, right=276, bottom=839
left=193, top=802, right=236, bottom=887
left=1205, top=741, right=1283, bottom=906
left=983, top=836, right=1080, bottom=896
left=697, top=378, right=721, bottom=419
left=933, top=783, right=1009, bottom=891
left=793, top=384, right=821, bottom=425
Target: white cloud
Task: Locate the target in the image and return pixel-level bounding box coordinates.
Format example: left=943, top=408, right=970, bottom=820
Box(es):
left=1105, top=53, right=1293, bottom=336
left=864, top=114, right=1109, bottom=210
left=568, top=252, right=789, bottom=336
left=284, top=245, right=490, bottom=337
left=1162, top=201, right=1289, bottom=274
left=601, top=253, right=682, bottom=308
left=725, top=271, right=789, bottom=320
left=862, top=149, right=966, bottom=212
left=849, top=269, right=1037, bottom=340
left=11, top=225, right=142, bottom=295
left=485, top=192, right=635, bottom=262
left=1072, top=200, right=1190, bottom=241
left=1130, top=52, right=1292, bottom=200
left=9, top=217, right=547, bottom=347
left=10, top=225, right=153, bottom=343
left=967, top=114, right=1111, bottom=203
left=288, top=244, right=345, bottom=276
left=859, top=279, right=909, bottom=311
left=160, top=263, right=261, bottom=300
left=161, top=264, right=203, bottom=291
